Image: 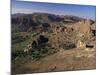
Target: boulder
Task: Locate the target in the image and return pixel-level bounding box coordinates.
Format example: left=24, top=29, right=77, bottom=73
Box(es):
left=77, top=40, right=85, bottom=48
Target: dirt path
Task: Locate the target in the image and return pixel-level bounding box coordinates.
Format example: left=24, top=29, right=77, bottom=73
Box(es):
left=14, top=48, right=96, bottom=74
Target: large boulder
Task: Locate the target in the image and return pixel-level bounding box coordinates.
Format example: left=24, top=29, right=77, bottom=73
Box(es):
left=76, top=40, right=85, bottom=48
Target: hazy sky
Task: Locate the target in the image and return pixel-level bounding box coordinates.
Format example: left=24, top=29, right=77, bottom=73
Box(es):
left=12, top=0, right=96, bottom=20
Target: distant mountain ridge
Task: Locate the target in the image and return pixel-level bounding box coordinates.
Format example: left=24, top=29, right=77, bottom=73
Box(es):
left=11, top=13, right=90, bottom=32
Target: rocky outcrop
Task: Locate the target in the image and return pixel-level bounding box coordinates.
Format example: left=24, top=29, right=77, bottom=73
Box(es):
left=12, top=13, right=96, bottom=59
left=76, top=40, right=85, bottom=48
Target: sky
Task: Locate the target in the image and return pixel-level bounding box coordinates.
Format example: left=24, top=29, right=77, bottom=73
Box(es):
left=12, top=0, right=96, bottom=20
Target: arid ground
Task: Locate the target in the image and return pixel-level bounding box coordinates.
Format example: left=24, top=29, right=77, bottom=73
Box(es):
left=11, top=13, right=96, bottom=74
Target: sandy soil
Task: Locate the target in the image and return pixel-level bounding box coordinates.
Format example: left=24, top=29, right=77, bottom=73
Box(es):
left=12, top=47, right=96, bottom=74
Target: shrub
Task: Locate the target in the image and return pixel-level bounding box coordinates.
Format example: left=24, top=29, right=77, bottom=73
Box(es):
left=61, top=41, right=76, bottom=50
left=12, top=33, right=27, bottom=44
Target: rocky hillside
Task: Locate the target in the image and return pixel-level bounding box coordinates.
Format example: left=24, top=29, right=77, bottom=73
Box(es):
left=11, top=13, right=84, bottom=32
left=11, top=13, right=96, bottom=74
